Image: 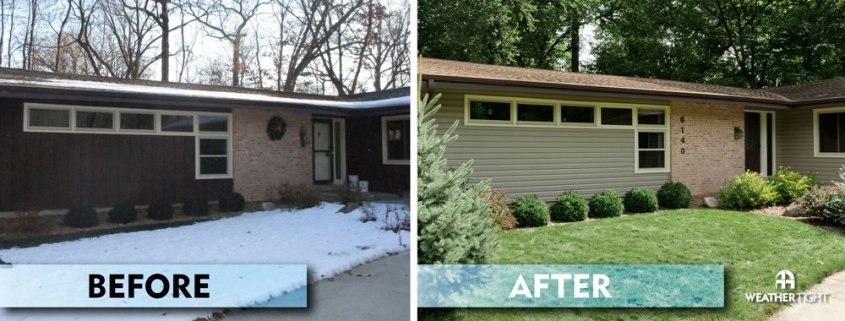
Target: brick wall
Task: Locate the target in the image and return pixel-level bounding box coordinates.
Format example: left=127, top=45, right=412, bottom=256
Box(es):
left=233, top=109, right=313, bottom=202
left=669, top=101, right=745, bottom=196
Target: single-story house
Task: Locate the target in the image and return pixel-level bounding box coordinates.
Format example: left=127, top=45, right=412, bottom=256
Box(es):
left=420, top=57, right=845, bottom=201
left=0, top=68, right=410, bottom=213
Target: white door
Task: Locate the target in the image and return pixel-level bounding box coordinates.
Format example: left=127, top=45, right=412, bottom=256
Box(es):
left=313, top=120, right=333, bottom=182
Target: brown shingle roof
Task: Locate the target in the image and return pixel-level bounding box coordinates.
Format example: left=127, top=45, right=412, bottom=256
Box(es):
left=420, top=58, right=804, bottom=104
left=761, top=77, right=845, bottom=103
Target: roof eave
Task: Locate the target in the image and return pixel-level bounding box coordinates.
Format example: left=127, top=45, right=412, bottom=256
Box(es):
left=422, top=75, right=792, bottom=109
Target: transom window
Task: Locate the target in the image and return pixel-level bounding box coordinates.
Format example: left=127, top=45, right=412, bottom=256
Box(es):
left=23, top=103, right=231, bottom=179
left=469, top=100, right=511, bottom=122
left=464, top=95, right=669, bottom=173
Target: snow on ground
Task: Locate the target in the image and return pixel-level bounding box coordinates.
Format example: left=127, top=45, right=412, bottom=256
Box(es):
left=0, top=202, right=409, bottom=321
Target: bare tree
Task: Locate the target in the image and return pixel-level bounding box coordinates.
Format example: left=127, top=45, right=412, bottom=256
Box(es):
left=186, top=0, right=269, bottom=86
left=365, top=1, right=408, bottom=90
left=280, top=0, right=364, bottom=91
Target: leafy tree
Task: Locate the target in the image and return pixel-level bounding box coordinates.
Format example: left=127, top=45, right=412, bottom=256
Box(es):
left=417, top=89, right=499, bottom=264
left=592, top=0, right=845, bottom=88
left=419, top=0, right=599, bottom=71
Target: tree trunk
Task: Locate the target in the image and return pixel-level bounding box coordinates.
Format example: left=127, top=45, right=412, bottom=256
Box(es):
left=232, top=35, right=240, bottom=87
left=160, top=0, right=169, bottom=82
left=569, top=19, right=580, bottom=72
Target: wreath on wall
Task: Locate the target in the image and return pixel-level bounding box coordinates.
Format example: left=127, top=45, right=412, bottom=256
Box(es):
left=266, top=116, right=287, bottom=141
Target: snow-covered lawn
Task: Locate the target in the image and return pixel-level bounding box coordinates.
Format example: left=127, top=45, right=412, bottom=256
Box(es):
left=0, top=202, right=409, bottom=321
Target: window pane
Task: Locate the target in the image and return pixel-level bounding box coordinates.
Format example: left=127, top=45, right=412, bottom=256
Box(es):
left=199, top=115, right=228, bottom=132
left=29, top=108, right=70, bottom=128
left=120, top=112, right=154, bottom=130
left=601, top=107, right=632, bottom=125
left=161, top=115, right=194, bottom=132
left=76, top=111, right=114, bottom=129
left=638, top=109, right=665, bottom=125
left=516, top=104, right=553, bottom=122
left=561, top=106, right=594, bottom=123
left=469, top=101, right=510, bottom=121
left=199, top=138, right=227, bottom=156
left=639, top=151, right=665, bottom=169
left=200, top=157, right=228, bottom=175
left=638, top=132, right=664, bottom=149
left=819, top=113, right=839, bottom=153
left=387, top=119, right=410, bottom=160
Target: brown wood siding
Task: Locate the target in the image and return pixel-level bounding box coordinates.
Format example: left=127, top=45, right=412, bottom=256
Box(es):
left=0, top=99, right=232, bottom=211
left=345, top=113, right=410, bottom=193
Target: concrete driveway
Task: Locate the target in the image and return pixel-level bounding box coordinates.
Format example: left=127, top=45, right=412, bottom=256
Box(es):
left=225, top=251, right=410, bottom=321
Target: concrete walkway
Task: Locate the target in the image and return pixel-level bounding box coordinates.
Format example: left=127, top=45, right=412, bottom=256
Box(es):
left=225, top=251, right=410, bottom=321
left=768, top=270, right=845, bottom=321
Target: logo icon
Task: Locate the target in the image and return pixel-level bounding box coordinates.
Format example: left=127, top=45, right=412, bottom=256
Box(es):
left=775, top=270, right=795, bottom=290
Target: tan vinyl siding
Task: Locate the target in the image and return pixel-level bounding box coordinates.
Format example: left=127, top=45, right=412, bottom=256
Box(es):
left=777, top=108, right=845, bottom=182
left=432, top=90, right=669, bottom=202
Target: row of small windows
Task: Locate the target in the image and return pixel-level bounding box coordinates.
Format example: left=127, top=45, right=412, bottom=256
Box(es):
left=468, top=100, right=666, bottom=126
left=28, top=107, right=229, bottom=133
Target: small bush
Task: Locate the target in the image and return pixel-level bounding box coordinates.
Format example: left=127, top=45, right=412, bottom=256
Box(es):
left=510, top=195, right=549, bottom=227
left=108, top=201, right=137, bottom=224
left=64, top=205, right=99, bottom=228
left=719, top=171, right=777, bottom=209
left=822, top=197, right=845, bottom=225
left=218, top=192, right=245, bottom=212
left=624, top=188, right=659, bottom=213
left=182, top=198, right=210, bottom=216
left=657, top=182, right=692, bottom=209
left=481, top=191, right=518, bottom=230
left=147, top=201, right=174, bottom=220
left=796, top=185, right=844, bottom=217
left=770, top=167, right=817, bottom=205
left=589, top=190, right=624, bottom=218
left=550, top=191, right=588, bottom=222
left=279, top=184, right=321, bottom=208
left=0, top=210, right=52, bottom=234
left=338, top=184, right=364, bottom=205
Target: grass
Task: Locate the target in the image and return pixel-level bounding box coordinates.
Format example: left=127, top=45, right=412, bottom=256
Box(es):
left=423, top=209, right=845, bottom=321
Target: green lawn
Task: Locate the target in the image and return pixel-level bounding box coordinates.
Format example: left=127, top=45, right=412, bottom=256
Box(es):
left=424, top=210, right=845, bottom=321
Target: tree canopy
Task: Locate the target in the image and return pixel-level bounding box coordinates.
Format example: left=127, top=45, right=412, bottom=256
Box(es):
left=419, top=0, right=845, bottom=88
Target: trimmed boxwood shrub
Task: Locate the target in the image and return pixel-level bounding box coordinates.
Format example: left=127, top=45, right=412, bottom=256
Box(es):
left=183, top=198, right=210, bottom=216
left=218, top=192, right=246, bottom=212
left=64, top=205, right=99, bottom=228
left=510, top=195, right=549, bottom=227
left=550, top=191, right=588, bottom=222
left=624, top=188, right=659, bottom=213
left=108, top=201, right=137, bottom=224
left=769, top=166, right=817, bottom=205
left=719, top=171, right=777, bottom=209
left=147, top=201, right=174, bottom=221
left=822, top=197, right=845, bottom=225
left=657, top=182, right=691, bottom=209
left=589, top=190, right=624, bottom=218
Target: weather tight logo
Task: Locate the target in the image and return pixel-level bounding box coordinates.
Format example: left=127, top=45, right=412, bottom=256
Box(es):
left=745, top=270, right=830, bottom=304
left=775, top=270, right=795, bottom=290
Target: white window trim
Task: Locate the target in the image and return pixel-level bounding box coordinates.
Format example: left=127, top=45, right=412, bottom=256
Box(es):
left=23, top=103, right=232, bottom=179
left=634, top=129, right=671, bottom=174
left=813, top=107, right=845, bottom=158
left=382, top=114, right=410, bottom=165
left=24, top=104, right=73, bottom=132
left=74, top=108, right=117, bottom=132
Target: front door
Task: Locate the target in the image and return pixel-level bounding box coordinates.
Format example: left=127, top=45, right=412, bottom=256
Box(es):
left=745, top=111, right=775, bottom=176
left=313, top=120, right=333, bottom=183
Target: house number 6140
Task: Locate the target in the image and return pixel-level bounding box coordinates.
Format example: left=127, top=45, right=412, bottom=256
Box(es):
left=679, top=116, right=686, bottom=154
